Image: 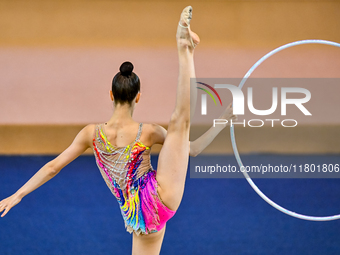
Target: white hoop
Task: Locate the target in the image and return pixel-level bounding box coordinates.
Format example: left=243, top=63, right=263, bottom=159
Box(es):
left=230, top=39, right=340, bottom=221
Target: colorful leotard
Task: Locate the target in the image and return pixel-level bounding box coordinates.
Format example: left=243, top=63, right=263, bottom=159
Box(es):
left=92, top=123, right=175, bottom=235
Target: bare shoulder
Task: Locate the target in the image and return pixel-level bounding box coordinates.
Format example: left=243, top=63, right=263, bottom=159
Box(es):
left=142, top=123, right=167, bottom=145
left=82, top=124, right=96, bottom=137
left=142, top=123, right=167, bottom=136
left=76, top=124, right=97, bottom=146
left=83, top=123, right=96, bottom=133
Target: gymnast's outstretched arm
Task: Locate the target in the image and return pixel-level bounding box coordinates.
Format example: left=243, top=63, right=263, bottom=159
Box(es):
left=189, top=102, right=237, bottom=156
left=0, top=125, right=94, bottom=217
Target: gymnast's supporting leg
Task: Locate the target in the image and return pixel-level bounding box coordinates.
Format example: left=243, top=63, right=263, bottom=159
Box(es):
left=131, top=6, right=199, bottom=255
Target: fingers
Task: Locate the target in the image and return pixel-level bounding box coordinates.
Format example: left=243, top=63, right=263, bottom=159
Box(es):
left=0, top=200, right=6, bottom=211
left=221, top=102, right=235, bottom=118
left=0, top=200, right=9, bottom=217
left=1, top=206, right=11, bottom=217
left=226, top=103, right=233, bottom=112
left=0, top=196, right=19, bottom=217
left=218, top=102, right=237, bottom=124
left=228, top=102, right=237, bottom=121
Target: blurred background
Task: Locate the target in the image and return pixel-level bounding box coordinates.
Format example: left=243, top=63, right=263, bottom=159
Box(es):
left=1, top=1, right=340, bottom=255
left=0, top=0, right=339, bottom=154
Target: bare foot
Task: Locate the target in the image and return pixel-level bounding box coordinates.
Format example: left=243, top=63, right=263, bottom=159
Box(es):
left=176, top=6, right=200, bottom=50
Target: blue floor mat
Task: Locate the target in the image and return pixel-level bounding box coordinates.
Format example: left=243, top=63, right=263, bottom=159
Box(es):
left=0, top=155, right=340, bottom=255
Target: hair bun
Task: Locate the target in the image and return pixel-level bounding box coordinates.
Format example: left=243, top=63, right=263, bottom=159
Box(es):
left=120, top=61, right=134, bottom=77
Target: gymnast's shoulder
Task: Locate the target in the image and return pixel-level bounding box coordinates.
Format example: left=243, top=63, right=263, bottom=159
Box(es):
left=142, top=123, right=167, bottom=145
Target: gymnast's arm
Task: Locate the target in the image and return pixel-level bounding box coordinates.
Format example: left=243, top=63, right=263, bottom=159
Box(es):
left=189, top=103, right=237, bottom=157
left=151, top=103, right=237, bottom=157
left=0, top=124, right=94, bottom=217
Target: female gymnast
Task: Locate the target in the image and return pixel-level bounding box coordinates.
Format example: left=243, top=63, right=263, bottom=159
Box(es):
left=0, top=6, right=236, bottom=254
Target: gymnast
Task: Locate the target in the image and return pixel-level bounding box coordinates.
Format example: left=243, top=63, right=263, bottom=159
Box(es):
left=0, top=6, right=236, bottom=254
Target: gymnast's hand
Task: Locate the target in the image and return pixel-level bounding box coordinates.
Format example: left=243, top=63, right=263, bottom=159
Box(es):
left=220, top=102, right=237, bottom=123
left=0, top=193, right=22, bottom=217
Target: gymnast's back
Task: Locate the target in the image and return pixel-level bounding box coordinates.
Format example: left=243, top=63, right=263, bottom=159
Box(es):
left=93, top=121, right=155, bottom=188
left=91, top=120, right=170, bottom=234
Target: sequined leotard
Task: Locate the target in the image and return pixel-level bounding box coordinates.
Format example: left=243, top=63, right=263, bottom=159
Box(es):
left=92, top=123, right=175, bottom=235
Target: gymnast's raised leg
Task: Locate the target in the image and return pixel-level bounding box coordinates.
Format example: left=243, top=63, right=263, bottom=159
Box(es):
left=131, top=6, right=200, bottom=255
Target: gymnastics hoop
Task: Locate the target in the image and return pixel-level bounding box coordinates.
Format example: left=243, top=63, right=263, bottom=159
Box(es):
left=230, top=39, right=340, bottom=221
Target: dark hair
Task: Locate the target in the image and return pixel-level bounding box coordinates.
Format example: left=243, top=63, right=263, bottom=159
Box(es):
left=111, top=61, right=140, bottom=105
